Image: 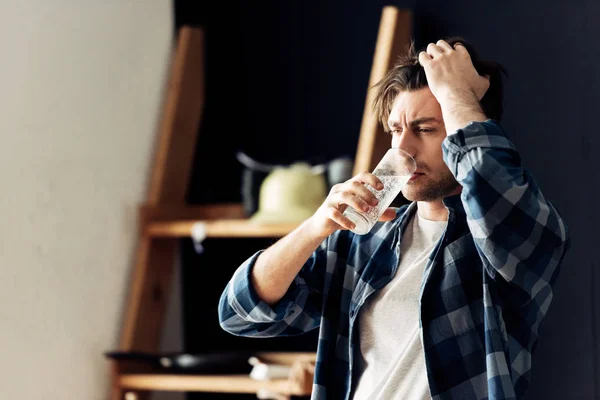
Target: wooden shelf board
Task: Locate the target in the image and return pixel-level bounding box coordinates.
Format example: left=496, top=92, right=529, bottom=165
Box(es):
left=139, top=203, right=246, bottom=222
left=115, top=352, right=316, bottom=394
left=145, top=219, right=300, bottom=238
left=255, top=351, right=316, bottom=365
left=119, top=374, right=295, bottom=394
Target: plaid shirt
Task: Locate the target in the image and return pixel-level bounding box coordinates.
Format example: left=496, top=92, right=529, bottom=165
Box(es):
left=218, top=120, right=570, bottom=400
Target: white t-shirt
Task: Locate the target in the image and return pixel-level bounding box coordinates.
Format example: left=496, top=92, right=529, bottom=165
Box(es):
left=352, top=211, right=447, bottom=400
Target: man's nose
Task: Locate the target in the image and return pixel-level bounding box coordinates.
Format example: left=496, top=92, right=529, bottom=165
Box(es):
left=394, top=131, right=417, bottom=159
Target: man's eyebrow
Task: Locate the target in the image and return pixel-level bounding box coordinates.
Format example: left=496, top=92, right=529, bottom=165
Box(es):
left=409, top=117, right=441, bottom=127
left=388, top=120, right=402, bottom=129
left=388, top=117, right=441, bottom=129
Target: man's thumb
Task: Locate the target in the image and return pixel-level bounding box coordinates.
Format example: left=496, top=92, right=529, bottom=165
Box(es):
left=378, top=208, right=397, bottom=222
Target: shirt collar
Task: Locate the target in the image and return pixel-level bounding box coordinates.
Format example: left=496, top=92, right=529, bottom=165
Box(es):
left=394, top=194, right=466, bottom=237
left=443, top=194, right=466, bottom=218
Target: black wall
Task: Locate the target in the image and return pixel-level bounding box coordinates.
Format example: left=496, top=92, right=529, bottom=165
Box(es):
left=177, top=1, right=599, bottom=399
left=412, top=1, right=599, bottom=399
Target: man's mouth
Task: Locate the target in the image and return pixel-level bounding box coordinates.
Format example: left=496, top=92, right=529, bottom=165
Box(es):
left=409, top=172, right=424, bottom=181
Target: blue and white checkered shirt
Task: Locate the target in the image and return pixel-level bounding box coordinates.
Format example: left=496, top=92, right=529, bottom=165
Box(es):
left=218, top=120, right=571, bottom=400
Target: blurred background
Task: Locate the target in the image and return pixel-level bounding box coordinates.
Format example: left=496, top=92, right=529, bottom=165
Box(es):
left=0, top=0, right=597, bottom=399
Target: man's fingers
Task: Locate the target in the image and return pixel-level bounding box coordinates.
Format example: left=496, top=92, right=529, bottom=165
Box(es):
left=436, top=40, right=453, bottom=52
left=335, top=191, right=370, bottom=213
left=327, top=208, right=355, bottom=231
left=453, top=42, right=470, bottom=58
left=349, top=181, right=379, bottom=206
left=355, top=171, right=383, bottom=190
left=426, top=43, right=443, bottom=58
left=418, top=51, right=432, bottom=65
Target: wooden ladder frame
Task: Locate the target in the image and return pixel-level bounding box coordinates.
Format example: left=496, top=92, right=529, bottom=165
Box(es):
left=110, top=26, right=206, bottom=400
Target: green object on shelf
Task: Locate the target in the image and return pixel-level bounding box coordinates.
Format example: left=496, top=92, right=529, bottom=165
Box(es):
left=251, top=163, right=327, bottom=224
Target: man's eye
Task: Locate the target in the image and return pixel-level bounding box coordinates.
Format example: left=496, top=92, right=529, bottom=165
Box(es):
left=418, top=128, right=435, bottom=133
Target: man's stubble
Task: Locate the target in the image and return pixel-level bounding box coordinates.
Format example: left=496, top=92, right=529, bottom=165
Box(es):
left=402, top=168, right=460, bottom=202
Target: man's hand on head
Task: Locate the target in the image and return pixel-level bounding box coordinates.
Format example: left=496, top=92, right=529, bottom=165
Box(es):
left=418, top=40, right=489, bottom=134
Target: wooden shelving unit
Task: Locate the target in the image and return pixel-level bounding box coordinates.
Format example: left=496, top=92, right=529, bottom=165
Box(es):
left=146, top=217, right=299, bottom=238
left=119, top=374, right=294, bottom=394
left=109, top=6, right=411, bottom=399
left=139, top=203, right=299, bottom=238
left=119, top=352, right=316, bottom=395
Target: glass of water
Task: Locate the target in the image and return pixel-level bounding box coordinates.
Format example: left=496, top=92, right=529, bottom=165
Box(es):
left=343, top=148, right=416, bottom=235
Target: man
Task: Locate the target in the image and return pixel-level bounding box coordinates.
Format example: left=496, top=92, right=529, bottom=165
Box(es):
left=218, top=38, right=570, bottom=400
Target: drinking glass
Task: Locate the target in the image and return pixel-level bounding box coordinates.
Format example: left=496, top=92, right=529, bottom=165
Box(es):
left=343, top=148, right=416, bottom=234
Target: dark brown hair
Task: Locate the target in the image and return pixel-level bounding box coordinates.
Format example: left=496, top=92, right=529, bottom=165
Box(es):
left=373, top=37, right=507, bottom=130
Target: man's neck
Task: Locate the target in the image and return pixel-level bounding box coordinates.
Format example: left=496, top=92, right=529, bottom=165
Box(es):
left=416, top=188, right=462, bottom=221
left=417, top=200, right=449, bottom=221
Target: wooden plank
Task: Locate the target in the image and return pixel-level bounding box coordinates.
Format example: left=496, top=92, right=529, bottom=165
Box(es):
left=117, top=24, right=205, bottom=360
left=145, top=219, right=299, bottom=238
left=138, top=204, right=246, bottom=232
left=112, top=238, right=178, bottom=400
left=110, top=363, right=126, bottom=400
left=147, top=26, right=205, bottom=204
left=256, top=352, right=317, bottom=365
left=112, top=26, right=205, bottom=400
left=353, top=7, right=412, bottom=175
left=119, top=237, right=178, bottom=352
left=112, top=352, right=315, bottom=398
left=119, top=374, right=305, bottom=395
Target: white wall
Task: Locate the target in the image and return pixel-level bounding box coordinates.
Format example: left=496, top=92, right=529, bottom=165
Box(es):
left=0, top=1, right=176, bottom=399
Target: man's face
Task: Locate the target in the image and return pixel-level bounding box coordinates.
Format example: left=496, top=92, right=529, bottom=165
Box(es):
left=388, top=87, right=461, bottom=202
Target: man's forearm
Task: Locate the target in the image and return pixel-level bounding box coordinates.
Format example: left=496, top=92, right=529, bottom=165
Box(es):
left=251, top=217, right=327, bottom=307
left=439, top=88, right=488, bottom=135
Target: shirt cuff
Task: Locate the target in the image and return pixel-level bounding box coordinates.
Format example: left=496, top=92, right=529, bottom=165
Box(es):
left=443, top=119, right=518, bottom=155
left=228, top=250, right=298, bottom=323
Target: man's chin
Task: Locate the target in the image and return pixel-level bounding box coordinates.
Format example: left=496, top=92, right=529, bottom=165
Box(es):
left=401, top=181, right=424, bottom=201
left=401, top=190, right=421, bottom=202
left=402, top=181, right=460, bottom=202
left=401, top=186, right=420, bottom=202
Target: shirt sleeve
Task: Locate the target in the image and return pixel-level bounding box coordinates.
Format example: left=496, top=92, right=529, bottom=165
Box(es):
left=442, top=120, right=570, bottom=307
left=217, top=236, right=330, bottom=338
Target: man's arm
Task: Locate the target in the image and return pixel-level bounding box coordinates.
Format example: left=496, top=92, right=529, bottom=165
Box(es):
left=443, top=120, right=570, bottom=306
left=437, top=88, right=487, bottom=134
left=218, top=171, right=392, bottom=337
left=218, top=224, right=330, bottom=338
left=251, top=219, right=329, bottom=307
left=246, top=169, right=393, bottom=306
left=420, top=40, right=570, bottom=305
left=418, top=40, right=490, bottom=134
